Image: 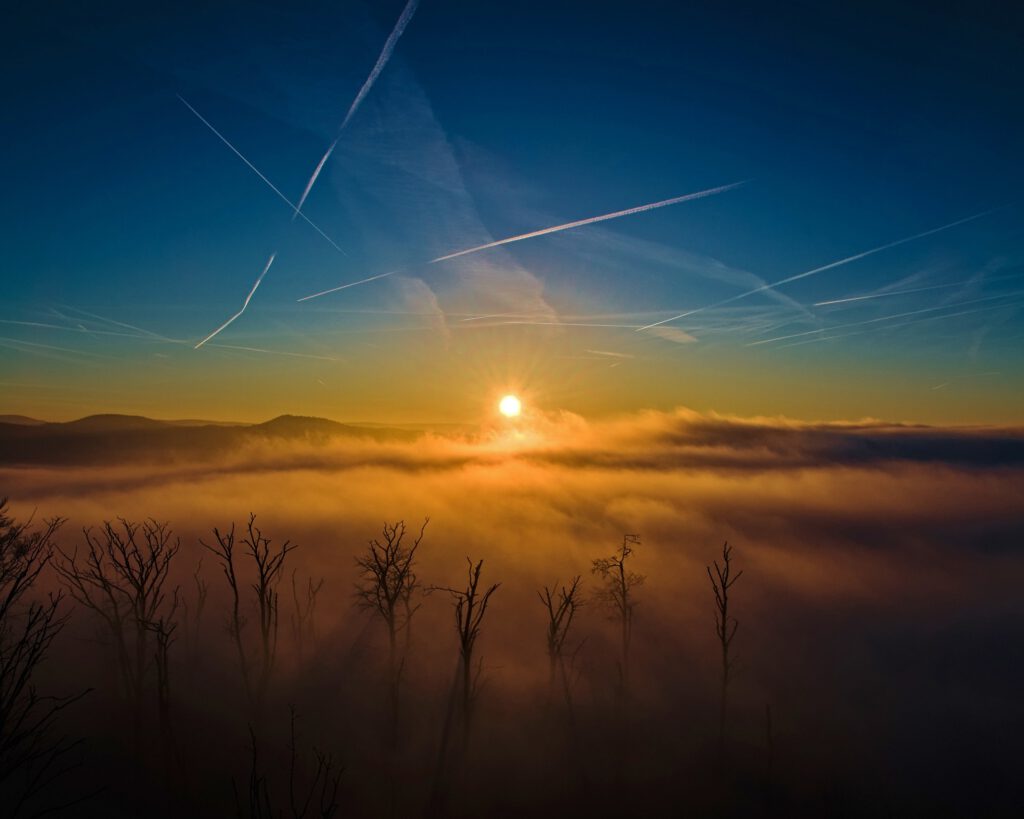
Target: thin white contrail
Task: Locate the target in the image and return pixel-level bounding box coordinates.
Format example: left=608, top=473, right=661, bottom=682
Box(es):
left=458, top=312, right=552, bottom=323
left=0, top=337, right=112, bottom=360
left=297, top=181, right=747, bottom=302
left=636, top=206, right=1005, bottom=332
left=293, top=0, right=422, bottom=218
left=460, top=320, right=642, bottom=329
left=206, top=343, right=343, bottom=362
left=749, top=289, right=1024, bottom=347
left=930, top=372, right=999, bottom=391
left=431, top=181, right=748, bottom=263
left=779, top=303, right=1024, bottom=350
left=195, top=253, right=277, bottom=349
left=296, top=271, right=397, bottom=303
left=0, top=319, right=174, bottom=343
left=57, top=305, right=184, bottom=343
left=293, top=138, right=339, bottom=219
left=815, top=281, right=967, bottom=306
left=814, top=270, right=1020, bottom=307
left=177, top=95, right=346, bottom=255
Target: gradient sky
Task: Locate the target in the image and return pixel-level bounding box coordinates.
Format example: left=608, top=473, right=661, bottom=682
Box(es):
left=3, top=0, right=1023, bottom=424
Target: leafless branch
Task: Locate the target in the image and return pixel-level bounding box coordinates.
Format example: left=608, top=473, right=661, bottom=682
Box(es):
left=591, top=534, right=644, bottom=698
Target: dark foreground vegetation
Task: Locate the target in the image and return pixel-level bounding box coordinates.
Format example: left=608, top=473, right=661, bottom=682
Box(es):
left=1, top=495, right=1020, bottom=818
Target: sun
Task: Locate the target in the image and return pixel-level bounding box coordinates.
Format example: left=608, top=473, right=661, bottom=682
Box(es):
left=499, top=394, right=522, bottom=418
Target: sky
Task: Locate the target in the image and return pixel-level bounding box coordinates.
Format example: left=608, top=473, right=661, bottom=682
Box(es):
left=2, top=0, right=1023, bottom=424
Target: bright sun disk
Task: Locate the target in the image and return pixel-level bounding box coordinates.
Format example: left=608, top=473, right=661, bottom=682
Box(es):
left=499, top=394, right=522, bottom=417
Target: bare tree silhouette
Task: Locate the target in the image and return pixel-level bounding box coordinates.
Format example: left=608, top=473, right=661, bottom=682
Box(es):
left=290, top=570, right=324, bottom=664
left=202, top=515, right=296, bottom=714
left=707, top=541, right=742, bottom=748
left=143, top=590, right=180, bottom=775
left=233, top=708, right=341, bottom=819
left=591, top=534, right=644, bottom=699
left=538, top=576, right=585, bottom=716
left=426, top=558, right=500, bottom=817
left=433, top=558, right=500, bottom=739
left=54, top=518, right=179, bottom=744
left=180, top=557, right=208, bottom=664
left=354, top=518, right=425, bottom=746
left=0, top=500, right=88, bottom=818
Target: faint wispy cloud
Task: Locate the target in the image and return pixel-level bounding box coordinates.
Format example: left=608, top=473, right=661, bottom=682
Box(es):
left=585, top=349, right=634, bottom=359
left=646, top=326, right=698, bottom=344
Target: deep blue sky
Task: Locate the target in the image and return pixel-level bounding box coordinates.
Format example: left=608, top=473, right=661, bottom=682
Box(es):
left=2, top=1, right=1023, bottom=422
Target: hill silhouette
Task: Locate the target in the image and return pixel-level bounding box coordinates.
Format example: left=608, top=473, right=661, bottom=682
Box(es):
left=0, top=414, right=44, bottom=425
left=0, top=413, right=419, bottom=465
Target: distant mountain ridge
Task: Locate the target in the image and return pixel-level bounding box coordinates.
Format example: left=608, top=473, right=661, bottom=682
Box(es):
left=0, top=413, right=421, bottom=466
left=0, top=415, right=45, bottom=426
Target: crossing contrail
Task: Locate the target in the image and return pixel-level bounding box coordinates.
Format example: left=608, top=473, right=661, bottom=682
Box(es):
left=195, top=253, right=277, bottom=349
left=748, top=289, right=1024, bottom=347
left=815, top=281, right=967, bottom=306
left=779, top=304, right=1024, bottom=350
left=430, top=181, right=748, bottom=263
left=293, top=0, right=422, bottom=218
left=297, top=181, right=747, bottom=302
left=814, top=270, right=1021, bottom=307
left=177, top=95, right=347, bottom=255
left=636, top=206, right=1005, bottom=332
left=57, top=305, right=183, bottom=343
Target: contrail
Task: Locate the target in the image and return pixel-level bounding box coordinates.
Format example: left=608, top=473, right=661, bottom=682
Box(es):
left=430, top=181, right=748, bottom=263
left=293, top=138, right=339, bottom=219
left=636, top=206, right=1005, bottom=332
left=177, top=95, right=346, bottom=255
left=459, top=320, right=642, bottom=329
left=459, top=312, right=550, bottom=323
left=296, top=271, right=397, bottom=303
left=293, top=0, right=422, bottom=218
left=779, top=303, right=1024, bottom=350
left=195, top=253, right=277, bottom=349
left=748, top=289, right=1024, bottom=347
left=297, top=181, right=747, bottom=302
left=57, top=305, right=184, bottom=343
left=585, top=349, right=634, bottom=359
left=814, top=270, right=1021, bottom=307
left=931, top=372, right=1000, bottom=391
left=0, top=336, right=112, bottom=360
left=815, top=281, right=968, bottom=306
left=207, top=343, right=343, bottom=362
left=0, top=319, right=174, bottom=343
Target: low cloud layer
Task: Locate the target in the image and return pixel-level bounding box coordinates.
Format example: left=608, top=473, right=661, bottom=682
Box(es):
left=5, top=407, right=1023, bottom=814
